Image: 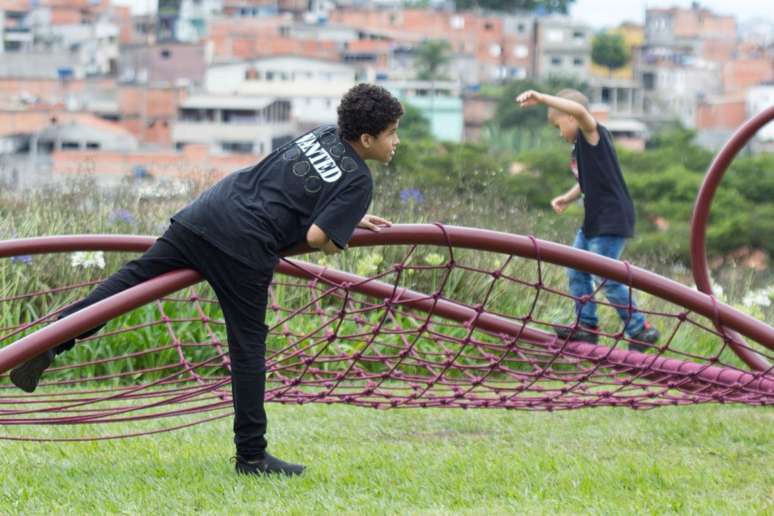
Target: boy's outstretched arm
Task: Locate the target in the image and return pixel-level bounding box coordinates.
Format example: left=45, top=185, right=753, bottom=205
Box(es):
left=307, top=213, right=392, bottom=255
left=516, top=90, right=598, bottom=143
left=551, top=184, right=581, bottom=214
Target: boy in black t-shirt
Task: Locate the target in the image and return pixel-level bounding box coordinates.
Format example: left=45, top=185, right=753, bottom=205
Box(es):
left=11, top=83, right=403, bottom=476
left=515, top=89, right=659, bottom=351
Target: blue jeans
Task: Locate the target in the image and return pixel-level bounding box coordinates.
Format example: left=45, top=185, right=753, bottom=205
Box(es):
left=567, top=229, right=645, bottom=335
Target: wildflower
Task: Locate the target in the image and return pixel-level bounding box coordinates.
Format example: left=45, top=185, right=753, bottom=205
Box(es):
left=711, top=280, right=724, bottom=300
left=71, top=251, right=106, bottom=270
left=400, top=188, right=424, bottom=205
left=355, top=253, right=383, bottom=276
left=424, top=252, right=445, bottom=266
left=108, top=209, right=135, bottom=225
left=10, top=255, right=32, bottom=265
left=694, top=278, right=726, bottom=301
left=742, top=287, right=774, bottom=308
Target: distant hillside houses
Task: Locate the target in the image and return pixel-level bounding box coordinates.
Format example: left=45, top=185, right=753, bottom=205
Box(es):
left=0, top=0, right=771, bottom=190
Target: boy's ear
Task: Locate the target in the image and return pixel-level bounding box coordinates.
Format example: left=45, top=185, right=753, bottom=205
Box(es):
left=359, top=133, right=374, bottom=148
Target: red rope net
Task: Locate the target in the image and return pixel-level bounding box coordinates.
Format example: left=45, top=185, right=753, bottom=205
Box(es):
left=4, top=107, right=774, bottom=441
left=1, top=226, right=772, bottom=441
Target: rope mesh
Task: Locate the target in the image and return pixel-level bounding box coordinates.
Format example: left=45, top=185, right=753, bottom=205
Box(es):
left=1, top=235, right=772, bottom=441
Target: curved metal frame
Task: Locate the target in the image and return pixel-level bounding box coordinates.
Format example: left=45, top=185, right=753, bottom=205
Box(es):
left=1, top=228, right=772, bottom=394
left=690, top=106, right=774, bottom=371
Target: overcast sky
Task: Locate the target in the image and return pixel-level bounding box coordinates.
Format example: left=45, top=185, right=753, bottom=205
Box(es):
left=114, top=0, right=767, bottom=27
left=570, top=0, right=766, bottom=28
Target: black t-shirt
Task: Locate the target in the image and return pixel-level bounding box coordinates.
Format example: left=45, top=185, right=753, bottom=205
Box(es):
left=172, top=125, right=373, bottom=268
left=575, top=124, right=635, bottom=238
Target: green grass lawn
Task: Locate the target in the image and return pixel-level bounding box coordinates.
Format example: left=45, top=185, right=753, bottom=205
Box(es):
left=1, top=403, right=772, bottom=514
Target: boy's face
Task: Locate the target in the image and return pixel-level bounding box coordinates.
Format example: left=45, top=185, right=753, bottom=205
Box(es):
left=550, top=113, right=578, bottom=143
left=361, top=120, right=400, bottom=163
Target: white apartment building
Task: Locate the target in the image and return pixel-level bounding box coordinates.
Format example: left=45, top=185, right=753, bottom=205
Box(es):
left=747, top=84, right=774, bottom=151
left=533, top=16, right=592, bottom=81
left=205, top=56, right=358, bottom=127
left=171, top=94, right=295, bottom=155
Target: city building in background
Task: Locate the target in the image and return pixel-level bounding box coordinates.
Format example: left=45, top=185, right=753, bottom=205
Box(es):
left=0, top=0, right=770, bottom=190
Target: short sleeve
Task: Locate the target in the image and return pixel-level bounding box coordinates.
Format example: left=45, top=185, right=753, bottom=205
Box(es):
left=313, top=178, right=372, bottom=249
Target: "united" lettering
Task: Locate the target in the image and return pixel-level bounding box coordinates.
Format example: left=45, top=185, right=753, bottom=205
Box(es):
left=295, top=133, right=342, bottom=182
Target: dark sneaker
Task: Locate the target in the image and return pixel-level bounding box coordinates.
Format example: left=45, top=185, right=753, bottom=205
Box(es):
left=235, top=452, right=305, bottom=477
left=554, top=324, right=599, bottom=344
left=628, top=322, right=660, bottom=353
left=10, top=349, right=54, bottom=393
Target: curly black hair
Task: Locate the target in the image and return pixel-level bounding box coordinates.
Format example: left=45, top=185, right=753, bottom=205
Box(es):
left=337, top=83, right=404, bottom=142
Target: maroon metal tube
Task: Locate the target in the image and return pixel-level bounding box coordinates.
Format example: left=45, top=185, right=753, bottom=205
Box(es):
left=1, top=227, right=773, bottom=380
left=690, top=106, right=774, bottom=371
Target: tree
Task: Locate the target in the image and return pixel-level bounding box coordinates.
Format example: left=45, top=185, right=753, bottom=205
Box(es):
left=414, top=39, right=452, bottom=81
left=398, top=104, right=433, bottom=141
left=591, top=32, right=630, bottom=77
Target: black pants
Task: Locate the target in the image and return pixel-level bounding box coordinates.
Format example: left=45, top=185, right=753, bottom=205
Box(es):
left=57, top=222, right=276, bottom=459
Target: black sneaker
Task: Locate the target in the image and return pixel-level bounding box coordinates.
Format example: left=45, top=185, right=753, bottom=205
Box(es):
left=628, top=322, right=660, bottom=353
left=554, top=324, right=599, bottom=344
left=10, top=349, right=54, bottom=393
left=234, top=452, right=306, bottom=477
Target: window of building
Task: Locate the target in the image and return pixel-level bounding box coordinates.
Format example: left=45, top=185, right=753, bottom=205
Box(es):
left=573, top=57, right=584, bottom=66
left=484, top=22, right=493, bottom=31
left=490, top=43, right=501, bottom=57
left=550, top=56, right=562, bottom=66
left=86, top=142, right=100, bottom=149
left=572, top=30, right=585, bottom=41
left=62, top=141, right=80, bottom=150
left=514, top=45, right=528, bottom=58
left=160, top=49, right=171, bottom=59
left=450, top=15, right=464, bottom=29
left=223, top=109, right=257, bottom=123
left=642, top=72, right=655, bottom=90
left=546, top=29, right=563, bottom=43
left=221, top=141, right=254, bottom=154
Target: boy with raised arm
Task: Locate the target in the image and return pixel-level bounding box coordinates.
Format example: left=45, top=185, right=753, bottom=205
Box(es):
left=11, top=83, right=403, bottom=476
left=516, top=88, right=659, bottom=351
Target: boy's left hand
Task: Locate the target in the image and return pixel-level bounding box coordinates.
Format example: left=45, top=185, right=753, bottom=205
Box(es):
left=515, top=90, right=544, bottom=108
left=358, top=214, right=392, bottom=232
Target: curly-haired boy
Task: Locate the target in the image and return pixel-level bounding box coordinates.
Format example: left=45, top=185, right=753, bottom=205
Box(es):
left=11, top=83, right=403, bottom=476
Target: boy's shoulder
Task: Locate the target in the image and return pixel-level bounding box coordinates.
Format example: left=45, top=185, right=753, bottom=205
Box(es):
left=578, top=121, right=613, bottom=146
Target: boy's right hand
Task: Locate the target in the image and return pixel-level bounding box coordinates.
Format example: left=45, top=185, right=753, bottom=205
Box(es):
left=551, top=195, right=570, bottom=214
left=515, top=90, right=544, bottom=108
